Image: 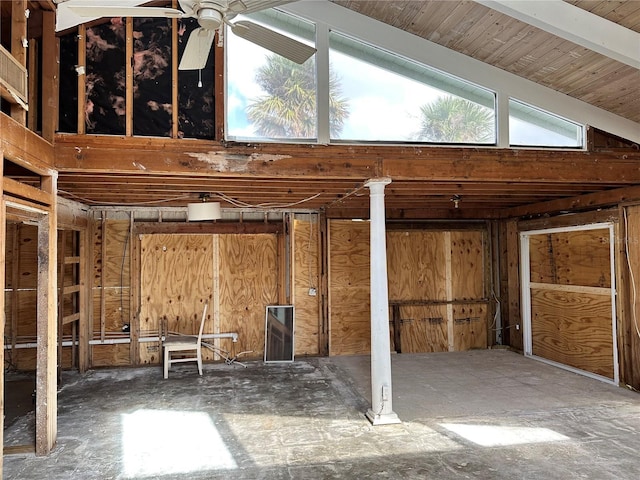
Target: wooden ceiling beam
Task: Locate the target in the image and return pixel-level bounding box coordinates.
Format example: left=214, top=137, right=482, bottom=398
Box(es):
left=54, top=136, right=640, bottom=184
left=506, top=184, right=640, bottom=218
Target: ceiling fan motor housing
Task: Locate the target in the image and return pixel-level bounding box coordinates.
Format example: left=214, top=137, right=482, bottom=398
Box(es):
left=197, top=7, right=223, bottom=30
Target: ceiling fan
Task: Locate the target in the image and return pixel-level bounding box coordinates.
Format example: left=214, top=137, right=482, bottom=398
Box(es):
left=54, top=0, right=317, bottom=70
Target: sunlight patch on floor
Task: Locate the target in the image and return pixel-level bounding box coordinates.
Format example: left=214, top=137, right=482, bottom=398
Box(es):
left=121, top=409, right=237, bottom=478
left=440, top=423, right=570, bottom=447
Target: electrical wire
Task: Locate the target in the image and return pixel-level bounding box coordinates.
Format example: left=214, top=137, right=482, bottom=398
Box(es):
left=59, top=190, right=192, bottom=206
left=210, top=191, right=322, bottom=209
left=623, top=207, right=640, bottom=339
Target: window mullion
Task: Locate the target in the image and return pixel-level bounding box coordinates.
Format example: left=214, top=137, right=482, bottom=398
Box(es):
left=315, top=22, right=330, bottom=144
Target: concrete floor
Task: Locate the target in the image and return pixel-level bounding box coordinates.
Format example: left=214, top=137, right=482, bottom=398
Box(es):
left=4, top=350, right=640, bottom=479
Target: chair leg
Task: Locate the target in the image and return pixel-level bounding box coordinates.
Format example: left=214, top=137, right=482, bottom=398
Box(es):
left=164, top=347, right=169, bottom=379
left=197, top=348, right=203, bottom=376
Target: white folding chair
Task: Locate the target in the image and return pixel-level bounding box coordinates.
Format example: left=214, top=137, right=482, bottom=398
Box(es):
left=162, top=300, right=208, bottom=379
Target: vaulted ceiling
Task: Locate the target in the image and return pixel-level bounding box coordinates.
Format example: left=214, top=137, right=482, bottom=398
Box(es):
left=14, top=1, right=640, bottom=217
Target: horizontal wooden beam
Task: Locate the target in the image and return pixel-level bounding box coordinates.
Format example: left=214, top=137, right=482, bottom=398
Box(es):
left=54, top=135, right=640, bottom=185
left=2, top=177, right=52, bottom=206
left=2, top=113, right=54, bottom=173
left=507, top=185, right=640, bottom=218
left=134, top=222, right=283, bottom=235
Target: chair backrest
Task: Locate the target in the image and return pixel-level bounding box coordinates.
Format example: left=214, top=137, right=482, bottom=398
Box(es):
left=197, top=300, right=209, bottom=342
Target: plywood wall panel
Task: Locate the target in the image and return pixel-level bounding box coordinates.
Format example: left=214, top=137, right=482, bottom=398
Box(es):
left=103, top=220, right=131, bottom=287
left=91, top=343, right=132, bottom=367
left=293, top=216, right=320, bottom=356
left=16, top=290, right=37, bottom=337
left=529, top=229, right=611, bottom=287
left=452, top=303, right=488, bottom=351
left=387, top=231, right=446, bottom=301
left=14, top=224, right=38, bottom=289
left=328, top=220, right=371, bottom=356
left=139, top=234, right=213, bottom=364
left=450, top=231, right=485, bottom=300
left=398, top=305, right=448, bottom=353
left=218, top=234, right=278, bottom=359
left=92, top=288, right=130, bottom=334
left=531, top=288, right=614, bottom=379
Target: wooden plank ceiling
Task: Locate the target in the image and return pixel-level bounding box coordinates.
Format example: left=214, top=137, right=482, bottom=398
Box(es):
left=20, top=1, right=640, bottom=218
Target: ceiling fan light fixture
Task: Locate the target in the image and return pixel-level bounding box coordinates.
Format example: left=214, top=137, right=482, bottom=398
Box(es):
left=187, top=200, right=222, bottom=221
left=197, top=7, right=223, bottom=30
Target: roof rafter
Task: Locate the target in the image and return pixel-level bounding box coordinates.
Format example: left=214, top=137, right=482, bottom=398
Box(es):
left=475, top=0, right=640, bottom=69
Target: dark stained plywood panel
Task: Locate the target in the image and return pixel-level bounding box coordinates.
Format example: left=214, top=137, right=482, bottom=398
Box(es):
left=329, top=220, right=371, bottom=356
left=450, top=231, right=485, bottom=300
left=293, top=216, right=320, bottom=356
left=453, top=303, right=488, bottom=351
left=531, top=288, right=614, bottom=379
left=387, top=231, right=447, bottom=301
left=398, top=305, right=448, bottom=353
left=529, top=228, right=611, bottom=287
left=218, top=234, right=278, bottom=360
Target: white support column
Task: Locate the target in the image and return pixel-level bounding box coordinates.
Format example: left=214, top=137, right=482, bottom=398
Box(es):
left=364, top=178, right=401, bottom=426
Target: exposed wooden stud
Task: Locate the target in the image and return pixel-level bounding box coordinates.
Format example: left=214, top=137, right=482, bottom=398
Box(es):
left=126, top=18, right=133, bottom=137
left=128, top=212, right=138, bottom=365
left=41, top=11, right=59, bottom=142
left=506, top=219, right=522, bottom=350
left=11, top=0, right=28, bottom=124
left=80, top=220, right=93, bottom=372
left=214, top=32, right=224, bottom=140
left=171, top=0, right=179, bottom=138
left=27, top=37, right=38, bottom=132
left=444, top=232, right=454, bottom=352
left=0, top=198, right=6, bottom=472
left=77, top=25, right=87, bottom=135
left=11, top=224, right=20, bottom=358
left=57, top=230, right=65, bottom=384
left=100, top=211, right=107, bottom=342
left=318, top=213, right=329, bottom=356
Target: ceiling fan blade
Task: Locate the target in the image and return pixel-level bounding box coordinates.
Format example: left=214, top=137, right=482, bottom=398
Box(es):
left=231, top=20, right=316, bottom=64
left=232, top=0, right=293, bottom=15
left=67, top=5, right=184, bottom=19
left=56, top=1, right=183, bottom=32
left=179, top=27, right=216, bottom=70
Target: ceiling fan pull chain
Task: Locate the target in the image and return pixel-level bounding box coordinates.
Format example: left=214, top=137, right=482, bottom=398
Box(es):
left=198, top=69, right=203, bottom=88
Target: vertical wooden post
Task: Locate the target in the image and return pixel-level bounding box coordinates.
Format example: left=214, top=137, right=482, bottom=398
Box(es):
left=77, top=25, right=87, bottom=135
left=318, top=213, right=329, bottom=356
left=11, top=224, right=20, bottom=357
left=41, top=11, right=59, bottom=142
left=36, top=173, right=58, bottom=456
left=126, top=18, right=134, bottom=136
left=27, top=38, right=38, bottom=131
left=129, top=212, right=139, bottom=364
left=444, top=231, right=454, bottom=351
left=11, top=0, right=28, bottom=124
left=57, top=230, right=65, bottom=383
left=171, top=0, right=179, bottom=138
left=0, top=198, right=7, bottom=472
left=100, top=211, right=107, bottom=342
left=506, top=219, right=522, bottom=350
left=79, top=226, right=90, bottom=372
